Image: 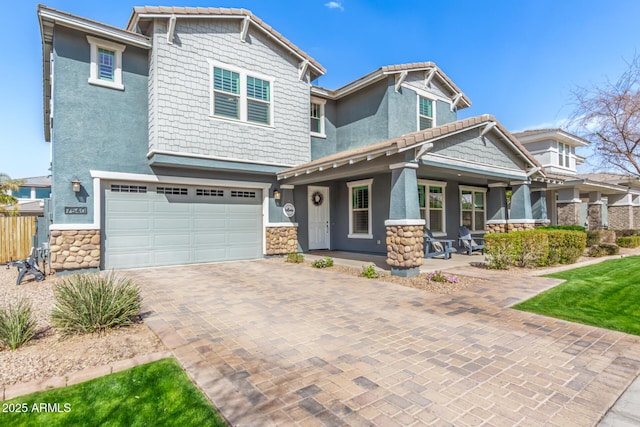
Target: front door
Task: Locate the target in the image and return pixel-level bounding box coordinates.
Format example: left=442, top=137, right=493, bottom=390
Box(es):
left=308, top=186, right=330, bottom=250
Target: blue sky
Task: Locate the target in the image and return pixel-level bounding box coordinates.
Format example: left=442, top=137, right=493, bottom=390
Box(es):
left=1, top=0, right=639, bottom=178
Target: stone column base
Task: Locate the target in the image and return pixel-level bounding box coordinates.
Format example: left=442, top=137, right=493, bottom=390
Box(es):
left=608, top=205, right=634, bottom=230
left=506, top=223, right=535, bottom=232
left=557, top=202, right=581, bottom=226
left=587, top=203, right=603, bottom=230
left=385, top=224, right=424, bottom=276
left=486, top=222, right=506, bottom=233
left=266, top=226, right=298, bottom=255
left=634, top=206, right=640, bottom=229
left=50, top=229, right=100, bottom=271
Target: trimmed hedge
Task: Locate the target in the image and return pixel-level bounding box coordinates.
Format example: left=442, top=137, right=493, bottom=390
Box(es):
left=485, top=229, right=586, bottom=269
left=588, top=244, right=620, bottom=257
left=586, top=230, right=617, bottom=246
left=537, top=225, right=586, bottom=232
left=617, top=235, right=640, bottom=248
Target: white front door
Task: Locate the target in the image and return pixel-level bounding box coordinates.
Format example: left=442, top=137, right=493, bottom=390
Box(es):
left=308, top=186, right=330, bottom=250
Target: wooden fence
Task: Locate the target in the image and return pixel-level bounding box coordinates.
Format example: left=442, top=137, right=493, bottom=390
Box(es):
left=0, top=216, right=37, bottom=263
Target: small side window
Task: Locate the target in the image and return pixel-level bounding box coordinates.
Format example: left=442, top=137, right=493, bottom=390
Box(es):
left=87, top=36, right=126, bottom=90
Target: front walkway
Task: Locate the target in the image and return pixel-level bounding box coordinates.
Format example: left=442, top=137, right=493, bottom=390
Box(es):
left=126, top=259, right=640, bottom=426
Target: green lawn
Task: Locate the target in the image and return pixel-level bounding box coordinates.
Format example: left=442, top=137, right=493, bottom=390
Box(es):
left=514, top=256, right=640, bottom=336
left=0, top=358, right=227, bottom=427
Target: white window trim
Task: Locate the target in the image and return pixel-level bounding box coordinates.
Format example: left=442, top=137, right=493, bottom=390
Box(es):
left=418, top=179, right=447, bottom=236
left=347, top=178, right=373, bottom=239
left=208, top=59, right=275, bottom=128
left=310, top=96, right=326, bottom=138
left=557, top=142, right=572, bottom=170
left=416, top=94, right=437, bottom=131
left=87, top=35, right=125, bottom=90
left=459, top=185, right=487, bottom=233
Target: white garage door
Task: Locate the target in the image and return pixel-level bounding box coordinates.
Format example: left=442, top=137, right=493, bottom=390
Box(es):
left=104, top=183, right=263, bottom=269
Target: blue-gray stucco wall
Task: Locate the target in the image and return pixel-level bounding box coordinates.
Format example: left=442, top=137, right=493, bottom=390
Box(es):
left=51, top=27, right=150, bottom=225
left=310, top=99, right=337, bottom=159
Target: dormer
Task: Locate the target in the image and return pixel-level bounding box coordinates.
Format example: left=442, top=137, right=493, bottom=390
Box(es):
left=513, top=129, right=589, bottom=176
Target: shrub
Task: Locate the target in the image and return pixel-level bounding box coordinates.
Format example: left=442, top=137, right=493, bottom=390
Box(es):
left=285, top=253, right=304, bottom=263
left=617, top=235, right=640, bottom=248
left=588, top=244, right=620, bottom=257
left=514, top=230, right=548, bottom=268
left=311, top=257, right=334, bottom=268
left=541, top=230, right=587, bottom=265
left=614, top=229, right=640, bottom=240
left=51, top=272, right=142, bottom=336
left=0, top=298, right=36, bottom=350
left=537, top=225, right=586, bottom=232
left=426, top=271, right=458, bottom=283
left=586, top=230, right=617, bottom=246
left=485, top=233, right=518, bottom=269
left=360, top=264, right=380, bottom=279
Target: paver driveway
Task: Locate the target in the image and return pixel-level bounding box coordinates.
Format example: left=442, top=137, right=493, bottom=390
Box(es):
left=126, top=260, right=640, bottom=426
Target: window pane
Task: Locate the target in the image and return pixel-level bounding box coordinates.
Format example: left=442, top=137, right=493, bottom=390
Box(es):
left=15, top=187, right=31, bottom=198
left=214, top=94, right=239, bottom=119
left=461, top=191, right=473, bottom=210
left=430, top=210, right=443, bottom=232
left=474, top=192, right=484, bottom=209
left=35, top=188, right=51, bottom=198
left=247, top=100, right=269, bottom=124
left=419, top=116, right=433, bottom=130
left=353, top=211, right=369, bottom=234
left=98, top=48, right=114, bottom=81
left=352, top=186, right=369, bottom=209
left=474, top=211, right=485, bottom=230
left=310, top=117, right=321, bottom=133
left=429, top=186, right=443, bottom=208
left=419, top=97, right=433, bottom=117
left=247, top=76, right=270, bottom=101
left=213, top=67, right=239, bottom=94
left=462, top=211, right=472, bottom=228
left=418, top=185, right=426, bottom=208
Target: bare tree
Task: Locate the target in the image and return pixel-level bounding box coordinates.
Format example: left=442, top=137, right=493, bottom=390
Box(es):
left=0, top=173, right=22, bottom=216
left=571, top=54, right=640, bottom=177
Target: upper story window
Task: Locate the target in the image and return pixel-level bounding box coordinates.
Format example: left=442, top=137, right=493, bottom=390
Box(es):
left=209, top=61, right=274, bottom=127
left=310, top=97, right=326, bottom=137
left=87, top=36, right=125, bottom=90
left=460, top=186, right=486, bottom=232
left=558, top=142, right=571, bottom=168
left=347, top=179, right=373, bottom=239
left=418, top=180, right=446, bottom=233
left=418, top=96, right=434, bottom=130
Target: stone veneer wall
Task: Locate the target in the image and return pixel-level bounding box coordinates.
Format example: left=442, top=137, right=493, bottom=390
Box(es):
left=50, top=230, right=100, bottom=271
left=608, top=205, right=634, bottom=230
left=386, top=225, right=424, bottom=268
left=265, top=226, right=298, bottom=255
left=635, top=206, right=640, bottom=229
left=587, top=204, right=603, bottom=230
left=486, top=223, right=535, bottom=233
left=557, top=202, right=581, bottom=226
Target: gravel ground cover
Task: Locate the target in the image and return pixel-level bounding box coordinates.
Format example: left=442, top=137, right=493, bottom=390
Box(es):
left=0, top=265, right=165, bottom=387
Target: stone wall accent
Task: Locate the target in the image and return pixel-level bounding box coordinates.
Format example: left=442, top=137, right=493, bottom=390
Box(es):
left=266, top=226, right=298, bottom=255
left=557, top=202, right=581, bottom=226
left=386, top=225, right=424, bottom=268
left=635, top=206, right=640, bottom=229
left=486, top=223, right=506, bottom=233
left=50, top=229, right=100, bottom=271
left=608, top=205, right=634, bottom=230
left=587, top=204, right=603, bottom=230
left=486, top=223, right=535, bottom=233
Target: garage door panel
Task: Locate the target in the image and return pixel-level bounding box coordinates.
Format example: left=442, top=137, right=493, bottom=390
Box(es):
left=105, top=185, right=263, bottom=269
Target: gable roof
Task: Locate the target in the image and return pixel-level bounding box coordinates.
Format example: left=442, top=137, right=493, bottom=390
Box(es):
left=513, top=129, right=590, bottom=147
left=278, top=114, right=542, bottom=180
left=311, top=62, right=472, bottom=109
left=127, top=6, right=325, bottom=80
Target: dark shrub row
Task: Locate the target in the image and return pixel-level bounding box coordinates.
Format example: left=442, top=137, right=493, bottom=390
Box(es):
left=617, top=235, right=640, bottom=248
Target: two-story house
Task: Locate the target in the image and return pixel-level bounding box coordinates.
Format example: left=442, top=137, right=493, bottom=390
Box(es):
left=515, top=129, right=640, bottom=230
left=39, top=5, right=549, bottom=276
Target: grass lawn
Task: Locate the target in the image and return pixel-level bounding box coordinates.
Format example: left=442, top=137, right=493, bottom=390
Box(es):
left=514, top=256, right=640, bottom=336
left=0, top=358, right=227, bottom=427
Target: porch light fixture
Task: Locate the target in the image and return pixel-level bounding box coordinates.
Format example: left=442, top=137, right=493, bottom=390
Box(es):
left=71, top=178, right=81, bottom=193
left=273, top=189, right=281, bottom=200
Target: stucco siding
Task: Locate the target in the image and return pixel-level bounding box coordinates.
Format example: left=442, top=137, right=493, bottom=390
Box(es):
left=150, top=18, right=310, bottom=166
left=51, top=27, right=150, bottom=225
left=311, top=99, right=338, bottom=159
left=388, top=82, right=419, bottom=139
left=432, top=128, right=524, bottom=170
left=404, top=71, right=453, bottom=101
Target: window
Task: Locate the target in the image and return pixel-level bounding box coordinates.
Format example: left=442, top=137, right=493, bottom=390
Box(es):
left=87, top=36, right=125, bottom=90
left=347, top=179, right=373, bottom=239
left=209, top=61, right=274, bottom=126
left=157, top=187, right=188, bottom=195
left=310, top=97, right=326, bottom=137
left=196, top=188, right=224, bottom=197
left=35, top=188, right=51, bottom=199
left=231, top=190, right=256, bottom=198
left=418, top=180, right=446, bottom=233
left=110, top=184, right=147, bottom=193
left=460, top=187, right=486, bottom=232
left=418, top=96, right=434, bottom=130
left=14, top=187, right=32, bottom=199
left=558, top=142, right=570, bottom=168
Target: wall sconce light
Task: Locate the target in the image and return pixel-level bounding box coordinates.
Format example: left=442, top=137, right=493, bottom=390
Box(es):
left=273, top=189, right=281, bottom=200
left=71, top=178, right=81, bottom=193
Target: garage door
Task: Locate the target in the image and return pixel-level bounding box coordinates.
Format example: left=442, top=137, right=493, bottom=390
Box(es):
left=104, top=183, right=262, bottom=269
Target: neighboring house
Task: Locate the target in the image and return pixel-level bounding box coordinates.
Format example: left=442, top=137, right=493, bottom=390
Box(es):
left=38, top=5, right=549, bottom=276
left=8, top=176, right=51, bottom=216
left=514, top=129, right=640, bottom=230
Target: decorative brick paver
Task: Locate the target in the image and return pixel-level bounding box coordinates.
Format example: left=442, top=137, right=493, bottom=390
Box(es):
left=126, top=261, right=640, bottom=426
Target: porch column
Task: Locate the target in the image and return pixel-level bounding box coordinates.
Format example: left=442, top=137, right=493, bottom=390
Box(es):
left=634, top=195, right=640, bottom=229
left=385, top=161, right=425, bottom=277
left=531, top=188, right=550, bottom=227
left=507, top=181, right=535, bottom=231
left=587, top=191, right=604, bottom=230
left=486, top=183, right=508, bottom=233
left=556, top=188, right=581, bottom=226
left=608, top=193, right=634, bottom=230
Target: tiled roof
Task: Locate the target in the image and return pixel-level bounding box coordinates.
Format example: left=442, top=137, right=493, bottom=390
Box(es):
left=278, top=115, right=542, bottom=179
left=513, top=129, right=591, bottom=146
left=128, top=6, right=325, bottom=76
left=18, top=176, right=51, bottom=187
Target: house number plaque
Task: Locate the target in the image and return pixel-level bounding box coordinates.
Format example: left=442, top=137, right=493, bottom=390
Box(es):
left=283, top=203, right=295, bottom=218
left=64, top=206, right=87, bottom=215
